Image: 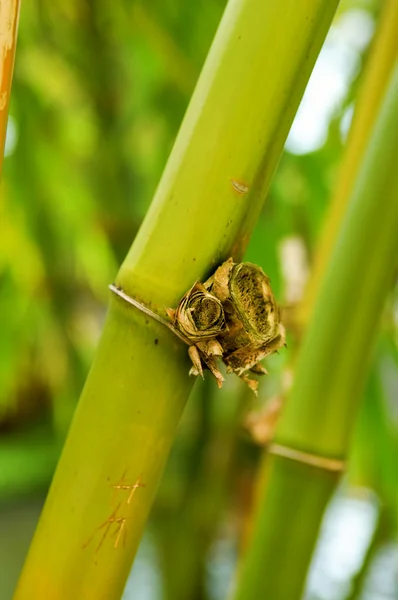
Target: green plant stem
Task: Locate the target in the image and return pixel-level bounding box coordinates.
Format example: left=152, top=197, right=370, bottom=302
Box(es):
left=14, top=1, right=339, bottom=598
left=155, top=380, right=248, bottom=600
left=239, top=455, right=339, bottom=599
left=278, top=66, right=398, bottom=456
left=301, top=0, right=398, bottom=324
left=234, top=63, right=398, bottom=600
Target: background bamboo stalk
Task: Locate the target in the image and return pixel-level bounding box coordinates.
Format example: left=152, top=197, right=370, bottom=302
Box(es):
left=154, top=378, right=246, bottom=600
left=301, top=0, right=398, bottom=323
left=233, top=63, right=398, bottom=600
left=14, top=1, right=339, bottom=598
left=0, top=0, right=20, bottom=173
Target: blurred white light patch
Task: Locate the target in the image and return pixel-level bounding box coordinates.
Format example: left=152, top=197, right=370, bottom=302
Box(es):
left=340, top=103, right=354, bottom=143
left=207, top=532, right=237, bottom=600
left=123, top=532, right=162, bottom=600
left=286, top=10, right=375, bottom=155
left=305, top=489, right=379, bottom=600
left=361, top=542, right=398, bottom=599
left=4, top=115, right=18, bottom=156
left=393, top=290, right=398, bottom=331
left=279, top=236, right=309, bottom=304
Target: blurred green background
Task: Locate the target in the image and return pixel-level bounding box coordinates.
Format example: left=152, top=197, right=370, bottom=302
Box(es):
left=1, top=0, right=397, bottom=598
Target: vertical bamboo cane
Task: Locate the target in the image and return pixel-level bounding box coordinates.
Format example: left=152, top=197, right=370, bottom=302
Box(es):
left=301, top=0, right=398, bottom=323
left=234, top=63, right=398, bottom=600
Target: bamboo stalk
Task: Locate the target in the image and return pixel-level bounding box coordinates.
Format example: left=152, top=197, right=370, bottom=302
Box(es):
left=0, top=0, right=20, bottom=173
left=301, top=0, right=398, bottom=323
left=155, top=379, right=245, bottom=600
left=14, top=1, right=339, bottom=598
left=233, top=63, right=398, bottom=600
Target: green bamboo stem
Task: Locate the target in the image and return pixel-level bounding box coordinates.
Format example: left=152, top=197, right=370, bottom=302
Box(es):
left=233, top=63, right=398, bottom=600
left=156, top=381, right=248, bottom=600
left=14, top=1, right=339, bottom=598
left=301, top=0, right=398, bottom=324
left=350, top=362, right=398, bottom=513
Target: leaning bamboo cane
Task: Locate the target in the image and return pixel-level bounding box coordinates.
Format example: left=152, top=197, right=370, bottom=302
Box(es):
left=14, top=1, right=339, bottom=598
left=233, top=62, right=398, bottom=600
left=301, top=0, right=398, bottom=324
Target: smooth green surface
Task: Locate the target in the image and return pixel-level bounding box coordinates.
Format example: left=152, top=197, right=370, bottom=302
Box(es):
left=15, top=299, right=192, bottom=599
left=14, top=0, right=339, bottom=597
left=278, top=63, right=398, bottom=458
left=119, top=0, right=340, bottom=307
left=235, top=456, right=338, bottom=600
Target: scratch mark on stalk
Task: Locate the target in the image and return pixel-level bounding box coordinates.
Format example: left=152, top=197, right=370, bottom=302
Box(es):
left=231, top=179, right=249, bottom=195
left=82, top=472, right=145, bottom=552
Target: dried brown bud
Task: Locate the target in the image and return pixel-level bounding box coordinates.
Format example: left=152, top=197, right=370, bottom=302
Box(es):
left=168, top=259, right=285, bottom=392
left=168, top=282, right=227, bottom=343
left=208, top=260, right=286, bottom=383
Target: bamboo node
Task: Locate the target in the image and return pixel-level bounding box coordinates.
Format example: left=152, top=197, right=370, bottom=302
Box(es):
left=268, top=443, right=345, bottom=472
left=110, top=256, right=285, bottom=394
left=109, top=284, right=191, bottom=346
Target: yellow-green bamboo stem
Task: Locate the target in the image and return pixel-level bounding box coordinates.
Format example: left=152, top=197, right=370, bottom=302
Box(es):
left=234, top=63, right=398, bottom=600
left=0, top=0, right=20, bottom=174
left=301, top=0, right=398, bottom=324
left=14, top=1, right=339, bottom=598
